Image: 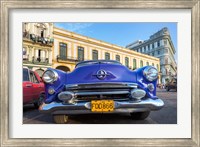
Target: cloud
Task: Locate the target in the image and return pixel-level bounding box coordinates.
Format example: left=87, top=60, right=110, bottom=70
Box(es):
left=54, top=23, right=93, bottom=34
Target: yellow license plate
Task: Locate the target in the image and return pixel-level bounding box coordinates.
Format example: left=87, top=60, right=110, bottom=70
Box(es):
left=91, top=100, right=114, bottom=112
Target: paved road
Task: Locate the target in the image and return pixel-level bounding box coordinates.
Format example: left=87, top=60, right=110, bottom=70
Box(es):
left=23, top=88, right=177, bottom=124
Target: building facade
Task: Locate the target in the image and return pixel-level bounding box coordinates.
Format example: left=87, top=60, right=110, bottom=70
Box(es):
left=53, top=27, right=161, bottom=83
left=126, top=27, right=177, bottom=84
left=23, top=23, right=54, bottom=76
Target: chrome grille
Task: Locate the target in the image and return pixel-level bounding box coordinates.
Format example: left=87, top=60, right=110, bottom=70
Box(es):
left=64, top=83, right=137, bottom=102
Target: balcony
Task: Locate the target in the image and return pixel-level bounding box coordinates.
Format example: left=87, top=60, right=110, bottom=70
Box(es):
left=23, top=56, right=51, bottom=65
left=23, top=32, right=54, bottom=47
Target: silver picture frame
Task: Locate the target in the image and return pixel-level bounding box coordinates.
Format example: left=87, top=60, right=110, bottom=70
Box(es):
left=0, top=0, right=199, bottom=146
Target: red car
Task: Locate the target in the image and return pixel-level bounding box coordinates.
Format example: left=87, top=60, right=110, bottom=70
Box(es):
left=23, top=67, right=45, bottom=108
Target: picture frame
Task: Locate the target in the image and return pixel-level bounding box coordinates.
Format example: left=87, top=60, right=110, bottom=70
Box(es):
left=0, top=0, right=199, bottom=146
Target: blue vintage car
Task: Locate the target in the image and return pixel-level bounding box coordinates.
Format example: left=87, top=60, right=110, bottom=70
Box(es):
left=40, top=60, right=164, bottom=123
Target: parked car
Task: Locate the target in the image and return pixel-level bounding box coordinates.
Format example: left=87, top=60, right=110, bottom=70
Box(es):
left=165, top=78, right=177, bottom=91
left=40, top=60, right=164, bottom=124
left=23, top=67, right=45, bottom=108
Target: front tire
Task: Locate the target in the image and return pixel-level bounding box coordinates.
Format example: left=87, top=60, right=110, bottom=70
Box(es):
left=53, top=114, right=68, bottom=124
left=130, top=111, right=150, bottom=120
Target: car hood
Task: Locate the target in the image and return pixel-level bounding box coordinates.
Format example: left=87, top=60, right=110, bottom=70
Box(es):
left=66, top=63, right=137, bottom=84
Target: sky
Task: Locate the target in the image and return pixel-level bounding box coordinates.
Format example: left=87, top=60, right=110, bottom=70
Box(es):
left=54, top=22, right=177, bottom=62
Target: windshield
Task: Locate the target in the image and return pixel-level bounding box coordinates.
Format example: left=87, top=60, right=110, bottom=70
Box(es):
left=76, top=60, right=122, bottom=68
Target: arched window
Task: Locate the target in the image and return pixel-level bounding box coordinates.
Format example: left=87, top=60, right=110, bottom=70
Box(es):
left=116, top=55, right=120, bottom=62
left=125, top=57, right=129, bottom=67
left=92, top=50, right=98, bottom=60
left=152, top=63, right=154, bottom=66
left=146, top=62, right=149, bottom=66
left=133, top=59, right=137, bottom=69
left=140, top=60, right=143, bottom=67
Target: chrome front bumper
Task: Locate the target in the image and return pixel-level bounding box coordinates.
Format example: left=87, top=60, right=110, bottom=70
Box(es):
left=40, top=98, right=164, bottom=115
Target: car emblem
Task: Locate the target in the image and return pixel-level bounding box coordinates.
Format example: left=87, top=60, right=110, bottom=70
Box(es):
left=96, top=70, right=108, bottom=79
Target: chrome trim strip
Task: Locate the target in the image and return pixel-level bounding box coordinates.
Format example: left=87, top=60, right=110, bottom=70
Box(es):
left=40, top=98, right=164, bottom=114
left=65, top=82, right=138, bottom=89
left=75, top=90, right=129, bottom=96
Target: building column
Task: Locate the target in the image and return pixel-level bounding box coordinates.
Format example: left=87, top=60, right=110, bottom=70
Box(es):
left=46, top=50, right=49, bottom=59
left=130, top=57, right=133, bottom=69
left=136, top=58, right=140, bottom=68
left=101, top=50, right=105, bottom=60
left=26, top=47, right=30, bottom=61
left=112, top=53, right=115, bottom=60
left=28, top=46, right=34, bottom=61
left=110, top=52, right=113, bottom=60
left=42, top=50, right=46, bottom=62
left=73, top=44, right=77, bottom=58
left=40, top=50, right=43, bottom=58
left=26, top=47, right=29, bottom=56
left=98, top=49, right=101, bottom=59
left=154, top=42, right=157, bottom=48
left=54, top=39, right=58, bottom=60
left=67, top=42, right=72, bottom=57
left=35, top=49, right=38, bottom=57
left=49, top=50, right=52, bottom=64
left=84, top=46, right=88, bottom=60
left=150, top=44, right=152, bottom=50
left=121, top=55, right=125, bottom=65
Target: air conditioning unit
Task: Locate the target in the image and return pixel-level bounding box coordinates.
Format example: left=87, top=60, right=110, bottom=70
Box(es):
left=37, top=36, right=42, bottom=42
left=30, top=34, right=36, bottom=41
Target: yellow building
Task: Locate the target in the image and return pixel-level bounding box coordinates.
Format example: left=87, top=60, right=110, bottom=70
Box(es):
left=53, top=27, right=160, bottom=73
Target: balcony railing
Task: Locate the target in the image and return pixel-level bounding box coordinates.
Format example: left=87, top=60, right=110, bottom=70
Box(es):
left=23, top=32, right=54, bottom=46
left=57, top=55, right=87, bottom=63
left=23, top=56, right=50, bottom=65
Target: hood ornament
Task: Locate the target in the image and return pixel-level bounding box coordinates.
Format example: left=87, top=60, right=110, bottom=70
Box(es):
left=94, top=70, right=109, bottom=80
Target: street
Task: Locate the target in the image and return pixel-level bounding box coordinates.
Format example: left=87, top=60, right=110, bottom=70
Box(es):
left=23, top=88, right=177, bottom=124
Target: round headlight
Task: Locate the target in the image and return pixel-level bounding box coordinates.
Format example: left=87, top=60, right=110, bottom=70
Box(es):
left=42, top=70, right=58, bottom=83
left=143, top=66, right=158, bottom=82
